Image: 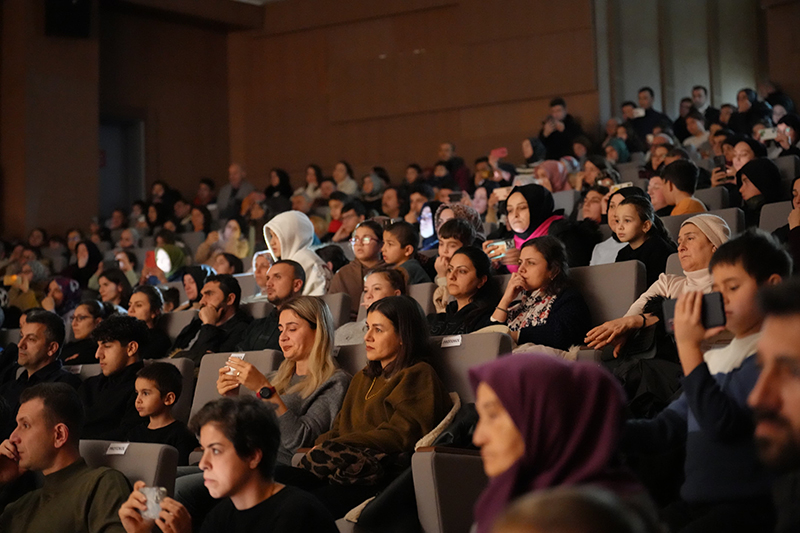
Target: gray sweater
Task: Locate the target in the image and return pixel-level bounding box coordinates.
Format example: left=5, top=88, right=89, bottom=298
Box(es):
left=274, top=369, right=351, bottom=465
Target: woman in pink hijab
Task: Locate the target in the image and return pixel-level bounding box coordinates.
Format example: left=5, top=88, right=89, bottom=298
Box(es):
left=535, top=160, right=572, bottom=192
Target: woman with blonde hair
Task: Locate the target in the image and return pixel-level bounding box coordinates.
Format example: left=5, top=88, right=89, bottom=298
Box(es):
left=218, top=295, right=350, bottom=464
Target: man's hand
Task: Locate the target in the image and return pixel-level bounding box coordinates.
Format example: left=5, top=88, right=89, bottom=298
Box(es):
left=0, top=440, right=23, bottom=486
left=41, top=295, right=56, bottom=312
left=789, top=207, right=800, bottom=230
left=198, top=304, right=223, bottom=326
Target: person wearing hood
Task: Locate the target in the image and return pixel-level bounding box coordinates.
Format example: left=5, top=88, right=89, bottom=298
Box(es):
left=737, top=157, right=784, bottom=228
left=419, top=200, right=442, bottom=251
left=604, top=138, right=631, bottom=165
left=434, top=202, right=484, bottom=241
left=41, top=276, right=82, bottom=321
left=359, top=173, right=385, bottom=215
left=728, top=88, right=774, bottom=136
left=140, top=244, right=186, bottom=285
left=176, top=264, right=216, bottom=311
left=61, top=240, right=103, bottom=289
left=264, top=211, right=331, bottom=296
left=470, top=353, right=647, bottom=533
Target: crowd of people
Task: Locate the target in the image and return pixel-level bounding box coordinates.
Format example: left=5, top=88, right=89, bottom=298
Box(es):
left=0, top=82, right=799, bottom=532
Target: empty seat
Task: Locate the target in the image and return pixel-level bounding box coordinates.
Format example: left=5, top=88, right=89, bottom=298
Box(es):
left=241, top=300, right=275, bottom=320
left=61, top=363, right=104, bottom=381
left=233, top=273, right=257, bottom=300
left=190, top=350, right=283, bottom=421
left=695, top=187, right=729, bottom=210
left=428, top=332, right=512, bottom=402
left=665, top=253, right=682, bottom=276
left=552, top=190, right=580, bottom=217
left=157, top=310, right=198, bottom=343
left=80, top=440, right=179, bottom=496
left=0, top=328, right=20, bottom=347
left=758, top=200, right=792, bottom=234
left=571, top=260, right=647, bottom=328
left=181, top=232, right=206, bottom=255
left=408, top=282, right=436, bottom=317
left=630, top=152, right=645, bottom=165
left=661, top=207, right=744, bottom=240
left=320, top=292, right=352, bottom=329
left=148, top=357, right=195, bottom=424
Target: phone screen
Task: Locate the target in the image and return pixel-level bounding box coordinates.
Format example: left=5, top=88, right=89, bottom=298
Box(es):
left=145, top=251, right=156, bottom=269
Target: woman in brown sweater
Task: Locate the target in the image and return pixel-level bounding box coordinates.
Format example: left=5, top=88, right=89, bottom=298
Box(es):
left=275, top=295, right=453, bottom=518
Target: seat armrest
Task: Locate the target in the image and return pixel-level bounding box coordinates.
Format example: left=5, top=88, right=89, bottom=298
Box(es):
left=576, top=346, right=602, bottom=362
left=291, top=448, right=311, bottom=467
left=416, top=446, right=480, bottom=457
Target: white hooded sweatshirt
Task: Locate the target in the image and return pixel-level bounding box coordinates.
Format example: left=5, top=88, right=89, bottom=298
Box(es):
left=263, top=212, right=331, bottom=296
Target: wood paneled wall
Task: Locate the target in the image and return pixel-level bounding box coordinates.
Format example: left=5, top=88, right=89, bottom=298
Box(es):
left=764, top=0, right=800, bottom=104
left=228, top=0, right=600, bottom=188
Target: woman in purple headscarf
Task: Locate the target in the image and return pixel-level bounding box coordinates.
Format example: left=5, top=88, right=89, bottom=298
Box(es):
left=41, top=276, right=82, bottom=319
left=469, top=353, right=647, bottom=533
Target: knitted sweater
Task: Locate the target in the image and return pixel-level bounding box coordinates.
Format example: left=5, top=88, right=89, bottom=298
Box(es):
left=624, top=269, right=713, bottom=317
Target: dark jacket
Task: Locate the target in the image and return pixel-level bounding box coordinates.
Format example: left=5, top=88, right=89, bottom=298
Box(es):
left=428, top=301, right=493, bottom=337
left=79, top=361, right=144, bottom=440
left=539, top=114, right=583, bottom=160
left=616, top=235, right=678, bottom=287
left=235, top=307, right=281, bottom=352
left=632, top=108, right=672, bottom=140
left=516, top=287, right=592, bottom=350
left=172, top=309, right=253, bottom=368
left=140, top=327, right=172, bottom=360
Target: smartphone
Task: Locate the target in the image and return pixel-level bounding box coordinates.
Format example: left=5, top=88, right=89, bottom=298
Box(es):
left=759, top=127, right=779, bottom=142
left=609, top=182, right=634, bottom=195
left=493, top=186, right=513, bottom=202
left=486, top=238, right=515, bottom=259
left=489, top=147, right=508, bottom=160
left=632, top=108, right=646, bottom=119
left=145, top=250, right=156, bottom=269
left=226, top=353, right=245, bottom=375
left=139, top=486, right=167, bottom=520
left=448, top=192, right=463, bottom=203
left=663, top=292, right=726, bottom=334
left=712, top=155, right=727, bottom=174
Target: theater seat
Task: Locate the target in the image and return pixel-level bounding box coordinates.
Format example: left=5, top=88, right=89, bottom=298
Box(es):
left=190, top=350, right=284, bottom=421
left=180, top=232, right=205, bottom=255
left=157, top=310, right=198, bottom=343
left=0, top=328, right=20, bottom=347
left=775, top=155, right=799, bottom=199
left=661, top=207, right=744, bottom=240
left=758, top=201, right=792, bottom=234
left=321, top=292, right=352, bottom=329
left=408, top=283, right=436, bottom=316
left=241, top=300, right=275, bottom=319
left=695, top=186, right=729, bottom=210
left=60, top=363, right=104, bottom=381
left=80, top=440, right=178, bottom=495
left=666, top=253, right=682, bottom=276
left=233, top=273, right=257, bottom=300
left=552, top=190, right=580, bottom=217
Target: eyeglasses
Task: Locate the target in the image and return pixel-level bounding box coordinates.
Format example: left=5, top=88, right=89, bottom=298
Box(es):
left=72, top=314, right=92, bottom=322
left=349, top=236, right=380, bottom=246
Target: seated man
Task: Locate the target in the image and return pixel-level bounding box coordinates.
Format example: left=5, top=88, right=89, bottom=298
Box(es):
left=79, top=316, right=147, bottom=440
left=0, top=309, right=81, bottom=438
left=171, top=274, right=252, bottom=368
left=119, top=397, right=336, bottom=533
left=242, top=251, right=271, bottom=304
left=662, top=160, right=707, bottom=216
left=0, top=383, right=131, bottom=531
left=622, top=230, right=792, bottom=532
left=127, top=286, right=172, bottom=360
left=236, top=260, right=305, bottom=352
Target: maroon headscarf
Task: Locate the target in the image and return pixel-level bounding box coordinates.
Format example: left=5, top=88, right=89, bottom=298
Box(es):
left=469, top=353, right=640, bottom=533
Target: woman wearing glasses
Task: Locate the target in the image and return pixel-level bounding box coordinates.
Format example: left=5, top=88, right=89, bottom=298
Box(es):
left=61, top=299, right=108, bottom=364
left=329, top=220, right=385, bottom=321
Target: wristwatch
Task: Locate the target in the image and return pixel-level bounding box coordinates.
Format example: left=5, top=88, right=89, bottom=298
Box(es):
left=257, top=385, right=276, bottom=400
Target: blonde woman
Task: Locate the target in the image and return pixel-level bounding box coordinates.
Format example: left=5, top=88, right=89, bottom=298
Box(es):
left=218, top=296, right=350, bottom=464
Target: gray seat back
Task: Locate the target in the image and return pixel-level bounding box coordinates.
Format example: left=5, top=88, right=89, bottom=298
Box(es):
left=190, top=350, right=283, bottom=420
left=62, top=363, right=104, bottom=381
left=148, top=357, right=195, bottom=424
left=571, top=260, right=647, bottom=327
left=241, top=300, right=275, bottom=319
left=80, top=440, right=178, bottom=495
left=408, top=282, right=436, bottom=317
left=181, top=232, right=205, bottom=255
left=333, top=344, right=367, bottom=377
left=758, top=200, right=793, bottom=233
left=320, top=292, right=352, bottom=329
left=553, top=190, right=580, bottom=217
left=695, top=187, right=729, bottom=210
left=666, top=253, right=682, bottom=276
left=334, top=241, right=355, bottom=261
left=0, top=328, right=20, bottom=347
left=233, top=273, right=257, bottom=300
left=661, top=207, right=744, bottom=240
left=157, top=310, right=198, bottom=343
left=428, top=333, right=513, bottom=402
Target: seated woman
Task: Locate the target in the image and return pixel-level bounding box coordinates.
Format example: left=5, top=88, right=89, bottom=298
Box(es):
left=190, top=205, right=213, bottom=235
left=41, top=276, right=82, bottom=322
left=127, top=285, right=172, bottom=360
left=428, top=246, right=501, bottom=336
left=334, top=266, right=407, bottom=345
left=7, top=260, right=49, bottom=312
left=614, top=196, right=678, bottom=287
left=329, top=220, right=384, bottom=321
left=61, top=240, right=103, bottom=288
left=419, top=200, right=443, bottom=251
left=737, top=157, right=784, bottom=228
left=772, top=176, right=800, bottom=270
left=218, top=296, right=351, bottom=465
left=275, top=296, right=453, bottom=518
left=590, top=186, right=648, bottom=266
left=175, top=264, right=215, bottom=311
left=535, top=159, right=573, bottom=193
left=491, top=236, right=591, bottom=351
left=120, top=397, right=338, bottom=533
left=195, top=217, right=250, bottom=266
left=242, top=251, right=272, bottom=303
left=264, top=211, right=330, bottom=296
left=139, top=244, right=186, bottom=285
left=469, top=353, right=647, bottom=533
left=587, top=214, right=732, bottom=356
left=97, top=268, right=133, bottom=312
left=61, top=300, right=106, bottom=364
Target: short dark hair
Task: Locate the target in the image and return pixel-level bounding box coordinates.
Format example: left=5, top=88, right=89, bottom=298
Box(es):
left=132, top=285, right=164, bottom=315
left=709, top=229, right=792, bottom=283
left=200, top=177, right=215, bottom=190
left=205, top=274, right=242, bottom=308
left=686, top=110, right=705, bottom=123
left=314, top=246, right=350, bottom=274
left=438, top=218, right=476, bottom=247
left=638, top=86, right=654, bottom=97
left=384, top=186, right=410, bottom=216
left=365, top=296, right=429, bottom=379
left=319, top=176, right=336, bottom=187
left=662, top=160, right=699, bottom=194
left=365, top=265, right=408, bottom=295
left=137, top=362, right=183, bottom=400
left=341, top=200, right=366, bottom=218
left=720, top=103, right=735, bottom=111
left=218, top=253, right=244, bottom=275
left=409, top=183, right=434, bottom=201
left=680, top=97, right=693, bottom=105
left=521, top=236, right=571, bottom=295
left=20, top=383, right=84, bottom=444
left=273, top=259, right=306, bottom=288
left=760, top=278, right=800, bottom=318
left=549, top=97, right=566, bottom=108
left=355, top=220, right=384, bottom=241
left=666, top=147, right=690, bottom=160
left=24, top=309, right=66, bottom=354
left=92, top=315, right=149, bottom=349
left=159, top=286, right=180, bottom=310
left=474, top=156, right=489, bottom=165
left=692, top=85, right=708, bottom=96
left=621, top=101, right=636, bottom=109
left=406, top=163, right=422, bottom=174
left=328, top=191, right=350, bottom=204
left=77, top=299, right=106, bottom=320
left=384, top=221, right=419, bottom=252
left=189, top=396, right=280, bottom=480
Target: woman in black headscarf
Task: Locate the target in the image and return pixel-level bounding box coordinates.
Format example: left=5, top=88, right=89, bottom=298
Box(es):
left=728, top=88, right=773, bottom=136
left=176, top=264, right=216, bottom=311
left=737, top=157, right=784, bottom=228
left=61, top=240, right=103, bottom=288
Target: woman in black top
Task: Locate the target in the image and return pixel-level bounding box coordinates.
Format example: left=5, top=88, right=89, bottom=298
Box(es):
left=62, top=300, right=106, bottom=364
left=428, top=246, right=501, bottom=336
left=737, top=157, right=784, bottom=228
left=614, top=196, right=677, bottom=287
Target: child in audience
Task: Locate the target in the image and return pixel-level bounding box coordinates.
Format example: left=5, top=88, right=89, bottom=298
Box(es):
left=323, top=191, right=349, bottom=241
left=126, top=363, right=197, bottom=466
left=622, top=230, right=792, bottom=533
left=662, top=160, right=707, bottom=216
left=491, top=236, right=591, bottom=350
left=329, top=220, right=384, bottom=321
left=433, top=218, right=477, bottom=313
left=381, top=221, right=431, bottom=284
left=212, top=252, right=244, bottom=275
left=614, top=196, right=677, bottom=286
left=428, top=246, right=501, bottom=336
left=335, top=266, right=407, bottom=345
left=159, top=286, right=180, bottom=313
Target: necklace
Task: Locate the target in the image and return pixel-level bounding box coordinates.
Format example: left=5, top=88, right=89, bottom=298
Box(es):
left=365, top=377, right=382, bottom=400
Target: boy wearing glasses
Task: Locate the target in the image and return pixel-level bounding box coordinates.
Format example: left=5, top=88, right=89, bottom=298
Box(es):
left=330, top=220, right=385, bottom=321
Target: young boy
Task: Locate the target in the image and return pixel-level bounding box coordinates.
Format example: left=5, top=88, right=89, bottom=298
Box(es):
left=324, top=191, right=351, bottom=242
left=661, top=160, right=707, bottom=216
left=382, top=221, right=431, bottom=284
left=126, top=362, right=198, bottom=466
left=622, top=230, right=792, bottom=532
left=432, top=218, right=477, bottom=313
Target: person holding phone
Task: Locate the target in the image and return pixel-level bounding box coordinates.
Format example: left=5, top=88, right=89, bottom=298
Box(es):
left=771, top=176, right=800, bottom=271
left=776, top=114, right=800, bottom=158
left=538, top=97, right=584, bottom=160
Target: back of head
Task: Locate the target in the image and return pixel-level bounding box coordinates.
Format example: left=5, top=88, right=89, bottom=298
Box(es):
left=366, top=265, right=408, bottom=295
left=710, top=229, right=792, bottom=282
left=365, top=295, right=429, bottom=378
left=438, top=218, right=476, bottom=247
left=760, top=277, right=800, bottom=319
left=205, top=273, right=242, bottom=309
left=189, top=396, right=280, bottom=480
left=20, top=382, right=84, bottom=445
left=220, top=253, right=244, bottom=275
left=662, top=159, right=699, bottom=194
left=136, top=362, right=183, bottom=401
left=315, top=246, right=350, bottom=275
left=92, top=314, right=149, bottom=349
left=24, top=309, right=66, bottom=356
left=385, top=221, right=420, bottom=252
